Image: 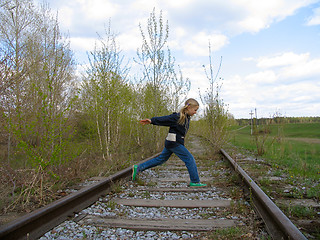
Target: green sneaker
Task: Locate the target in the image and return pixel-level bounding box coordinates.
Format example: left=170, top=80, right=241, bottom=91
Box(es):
left=132, top=165, right=138, bottom=181
left=189, top=182, right=207, bottom=187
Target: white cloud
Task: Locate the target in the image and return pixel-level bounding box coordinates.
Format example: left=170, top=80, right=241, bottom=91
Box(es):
left=180, top=61, right=207, bottom=87
left=221, top=49, right=320, bottom=118
left=48, top=0, right=318, bottom=39
left=246, top=52, right=320, bottom=81
left=168, top=27, right=187, bottom=49
left=256, top=52, right=310, bottom=68
left=78, top=0, right=118, bottom=21
left=182, top=32, right=229, bottom=57
left=221, top=74, right=258, bottom=117
left=222, top=73, right=320, bottom=118
left=69, top=37, right=97, bottom=52
left=131, top=0, right=160, bottom=13
left=192, top=50, right=320, bottom=118
left=280, top=57, right=320, bottom=79
left=233, top=1, right=283, bottom=32
left=145, top=0, right=313, bottom=37
left=245, top=70, right=278, bottom=84
left=306, top=7, right=320, bottom=25
left=228, top=0, right=318, bottom=33
left=163, top=0, right=194, bottom=9
left=58, top=7, right=74, bottom=30
left=243, top=57, right=255, bottom=62
left=117, top=30, right=141, bottom=52
left=37, top=0, right=320, bottom=118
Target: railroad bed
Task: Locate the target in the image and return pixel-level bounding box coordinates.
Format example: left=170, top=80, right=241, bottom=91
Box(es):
left=0, top=136, right=309, bottom=239
left=39, top=137, right=268, bottom=239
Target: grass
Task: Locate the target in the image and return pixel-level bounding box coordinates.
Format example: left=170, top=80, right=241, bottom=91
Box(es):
left=282, top=123, right=320, bottom=138
left=284, top=205, right=317, bottom=219
left=208, top=227, right=245, bottom=239
left=230, top=123, right=320, bottom=138
left=228, top=122, right=319, bottom=238
left=229, top=123, right=320, bottom=181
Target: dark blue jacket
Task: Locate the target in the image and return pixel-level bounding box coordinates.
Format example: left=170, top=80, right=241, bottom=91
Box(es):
left=151, top=112, right=190, bottom=148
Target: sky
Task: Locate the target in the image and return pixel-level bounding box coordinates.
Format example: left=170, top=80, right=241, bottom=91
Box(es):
left=37, top=0, right=320, bottom=119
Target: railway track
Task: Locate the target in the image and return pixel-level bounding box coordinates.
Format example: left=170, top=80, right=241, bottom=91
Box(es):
left=0, top=136, right=308, bottom=239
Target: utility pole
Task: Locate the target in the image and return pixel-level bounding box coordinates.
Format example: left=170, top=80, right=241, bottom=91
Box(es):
left=255, top=108, right=258, bottom=127
left=250, top=110, right=254, bottom=135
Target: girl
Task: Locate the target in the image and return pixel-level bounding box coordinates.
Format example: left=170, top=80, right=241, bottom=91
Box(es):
left=132, top=98, right=207, bottom=187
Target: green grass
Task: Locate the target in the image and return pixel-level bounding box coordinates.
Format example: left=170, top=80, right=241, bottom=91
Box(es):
left=283, top=123, right=320, bottom=138
left=229, top=123, right=320, bottom=181
left=229, top=123, right=320, bottom=138
left=209, top=227, right=245, bottom=239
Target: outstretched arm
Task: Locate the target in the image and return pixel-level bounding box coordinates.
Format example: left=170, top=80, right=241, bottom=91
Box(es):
left=139, top=119, right=151, bottom=125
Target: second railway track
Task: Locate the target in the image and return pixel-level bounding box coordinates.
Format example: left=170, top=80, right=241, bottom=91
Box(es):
left=0, top=136, right=308, bottom=239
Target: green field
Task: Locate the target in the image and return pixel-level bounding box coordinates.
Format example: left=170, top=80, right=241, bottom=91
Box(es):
left=229, top=123, right=320, bottom=181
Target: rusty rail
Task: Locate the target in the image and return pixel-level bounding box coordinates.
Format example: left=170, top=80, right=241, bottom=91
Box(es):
left=0, top=149, right=308, bottom=240
left=0, top=154, right=160, bottom=240
left=220, top=149, right=307, bottom=240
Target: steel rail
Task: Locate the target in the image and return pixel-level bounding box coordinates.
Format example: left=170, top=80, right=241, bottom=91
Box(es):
left=0, top=149, right=308, bottom=240
left=220, top=148, right=307, bottom=240
left=0, top=153, right=160, bottom=240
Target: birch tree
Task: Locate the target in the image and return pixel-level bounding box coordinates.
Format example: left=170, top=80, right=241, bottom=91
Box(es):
left=81, top=25, right=131, bottom=161
left=200, top=41, right=229, bottom=152
left=136, top=8, right=190, bottom=148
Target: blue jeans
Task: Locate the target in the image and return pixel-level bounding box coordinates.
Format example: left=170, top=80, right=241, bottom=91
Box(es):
left=137, top=144, right=200, bottom=183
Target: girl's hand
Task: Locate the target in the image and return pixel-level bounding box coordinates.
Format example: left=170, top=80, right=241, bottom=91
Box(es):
left=139, top=119, right=151, bottom=125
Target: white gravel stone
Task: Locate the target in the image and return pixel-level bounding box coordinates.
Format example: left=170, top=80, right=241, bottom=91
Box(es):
left=40, top=161, right=245, bottom=239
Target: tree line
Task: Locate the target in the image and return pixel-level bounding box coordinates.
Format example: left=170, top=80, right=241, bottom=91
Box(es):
left=235, top=116, right=320, bottom=126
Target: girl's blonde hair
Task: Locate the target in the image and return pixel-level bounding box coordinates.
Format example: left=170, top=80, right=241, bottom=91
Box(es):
left=178, top=98, right=199, bottom=125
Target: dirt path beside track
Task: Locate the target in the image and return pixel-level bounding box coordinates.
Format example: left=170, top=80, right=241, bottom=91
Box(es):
left=285, top=137, right=320, bottom=144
